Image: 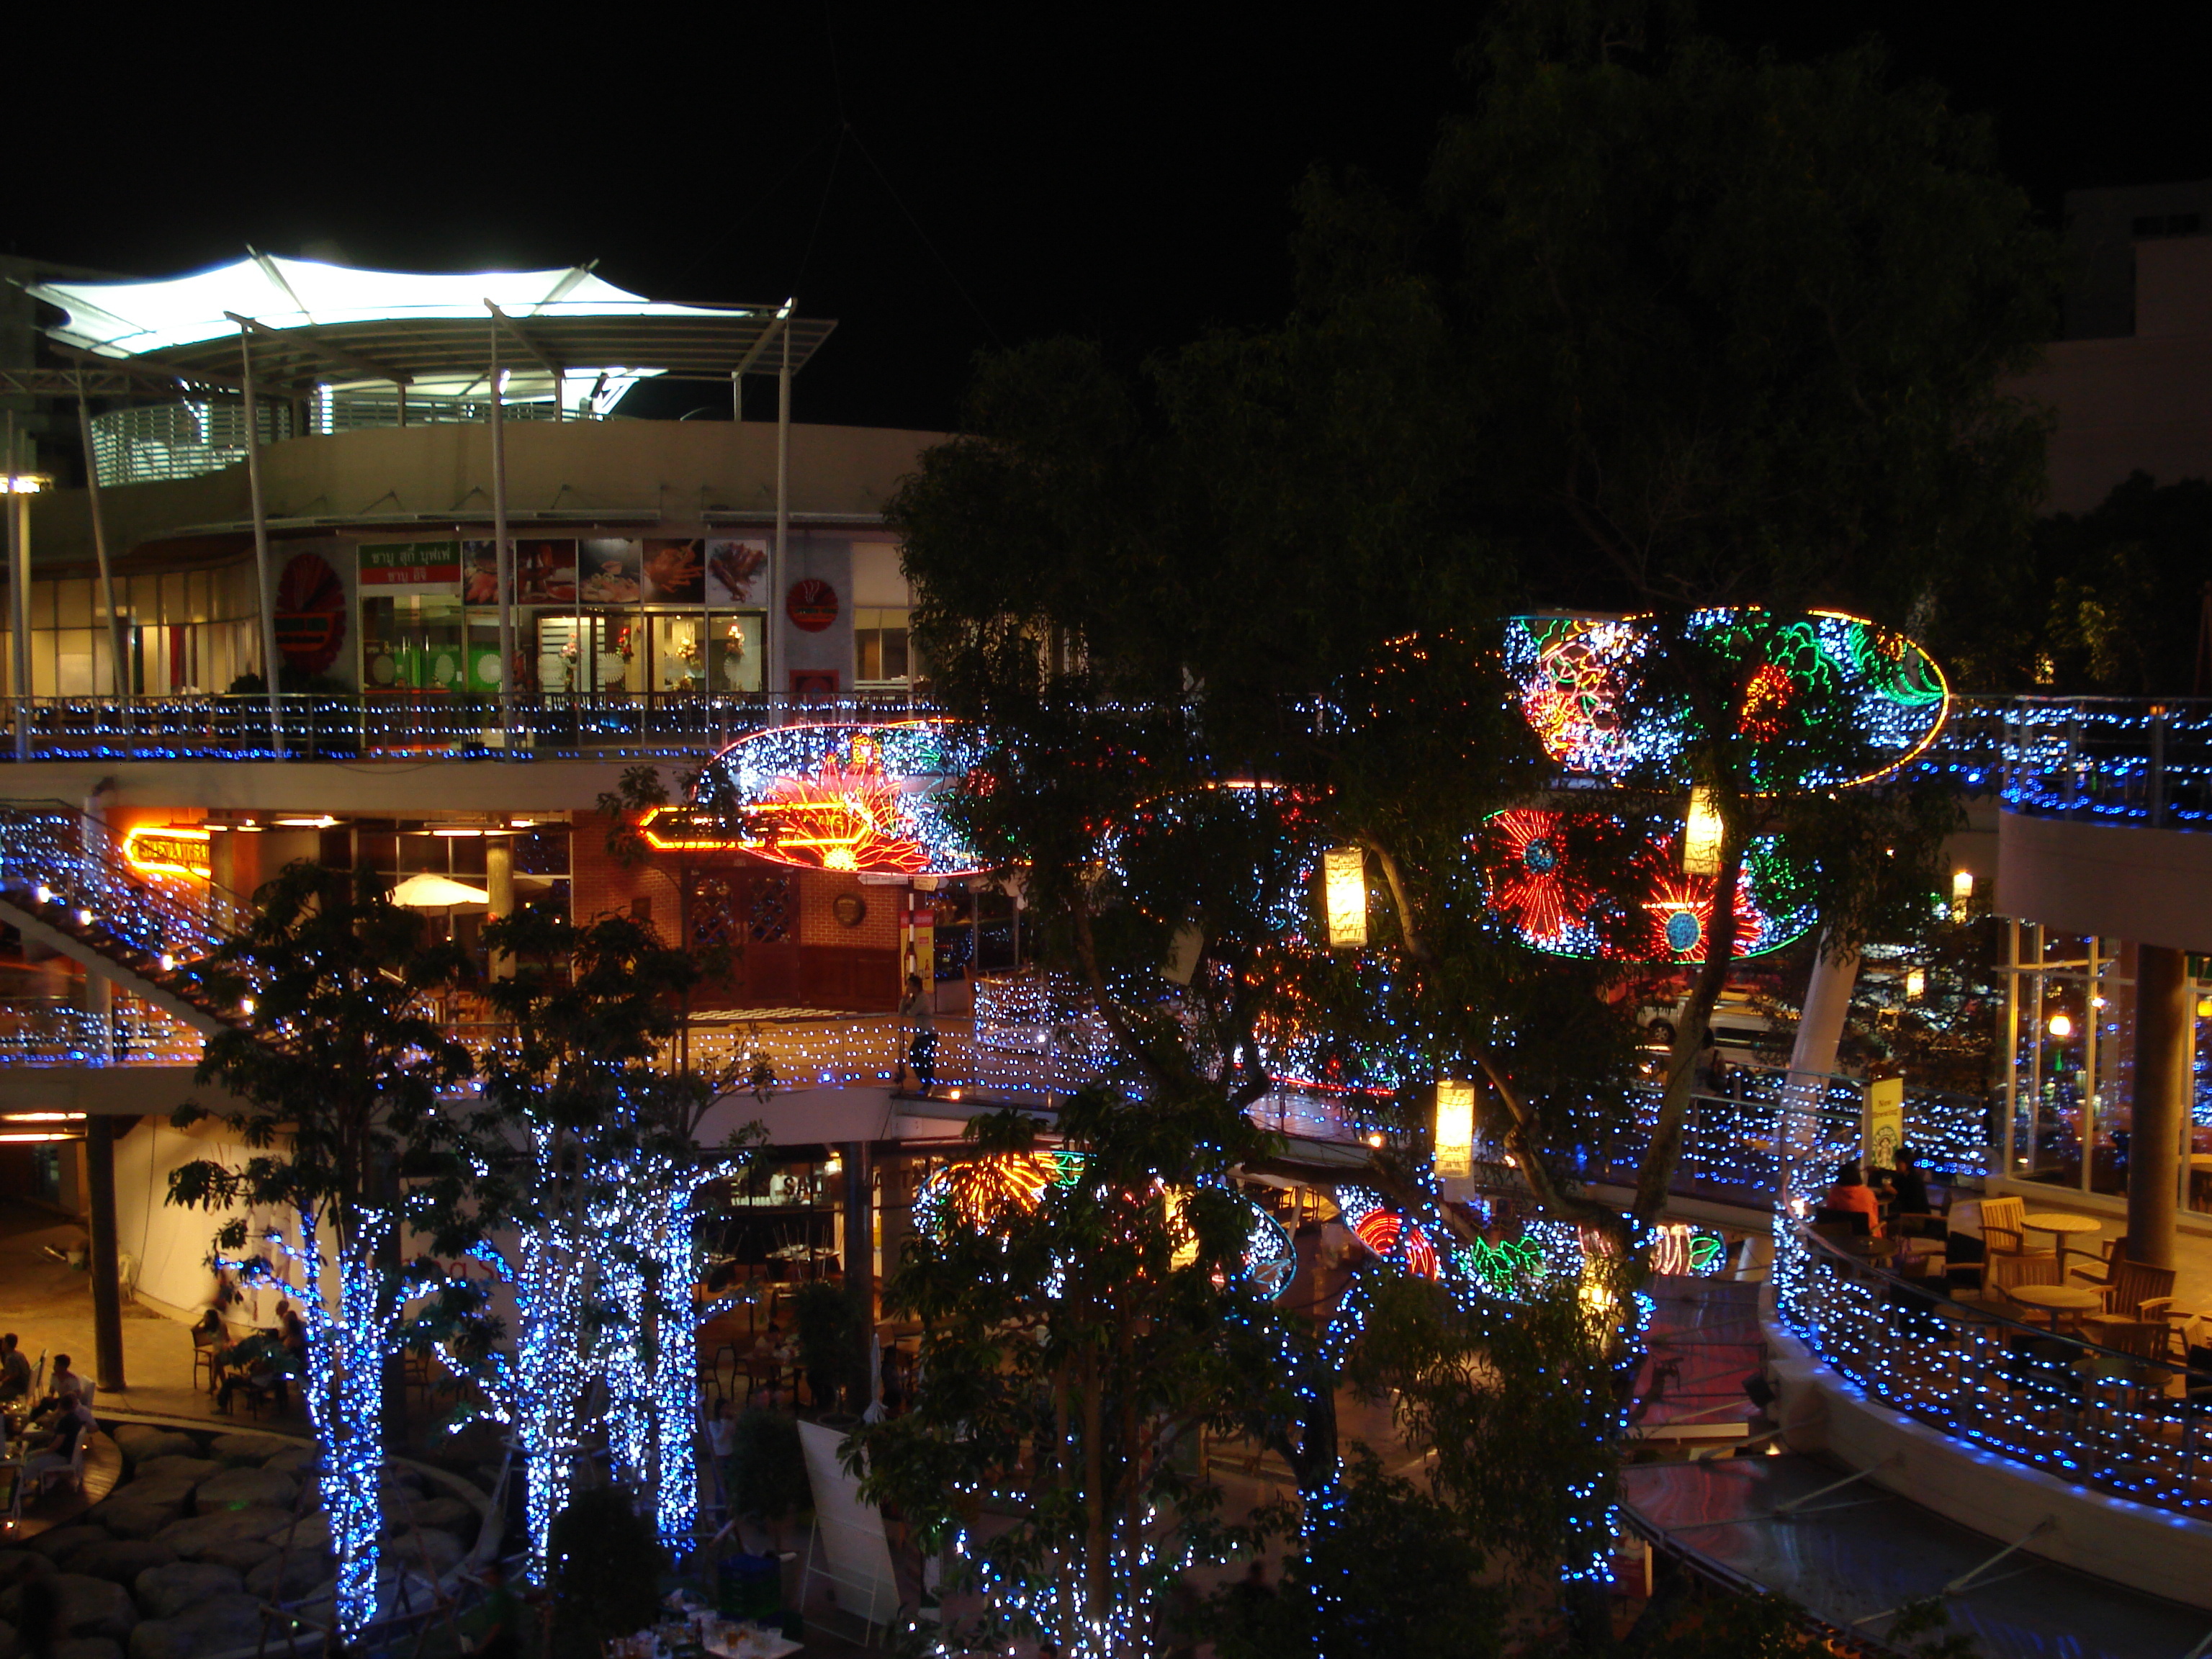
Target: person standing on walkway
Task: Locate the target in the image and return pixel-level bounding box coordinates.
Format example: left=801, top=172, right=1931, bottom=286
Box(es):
left=899, top=974, right=937, bottom=1097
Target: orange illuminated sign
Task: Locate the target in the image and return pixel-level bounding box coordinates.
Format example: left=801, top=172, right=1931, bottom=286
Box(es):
left=121, top=824, right=212, bottom=881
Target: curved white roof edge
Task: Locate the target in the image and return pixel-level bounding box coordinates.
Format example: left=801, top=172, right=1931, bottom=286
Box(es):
left=29, top=253, right=768, bottom=359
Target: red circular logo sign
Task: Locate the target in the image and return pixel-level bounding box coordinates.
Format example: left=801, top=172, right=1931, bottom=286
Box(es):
left=786, top=578, right=839, bottom=632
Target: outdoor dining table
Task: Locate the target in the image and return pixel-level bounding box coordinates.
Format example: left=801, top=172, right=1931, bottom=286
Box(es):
left=2018, top=1211, right=2103, bottom=1248
left=2005, top=1282, right=2105, bottom=1333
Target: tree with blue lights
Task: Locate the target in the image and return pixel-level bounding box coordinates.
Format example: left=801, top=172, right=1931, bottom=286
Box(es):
left=848, top=1095, right=1298, bottom=1657
left=168, top=862, right=478, bottom=1645
left=434, top=909, right=720, bottom=1570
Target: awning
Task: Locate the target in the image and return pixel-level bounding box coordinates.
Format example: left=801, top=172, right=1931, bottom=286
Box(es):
left=29, top=253, right=835, bottom=395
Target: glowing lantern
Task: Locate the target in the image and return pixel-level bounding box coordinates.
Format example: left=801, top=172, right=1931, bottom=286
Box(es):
left=2048, top=1013, right=2072, bottom=1040
left=1321, top=846, right=1367, bottom=948
left=1905, top=967, right=1925, bottom=1000
left=1682, top=786, right=1724, bottom=876
left=1951, top=869, right=1974, bottom=910
left=1434, top=1079, right=1475, bottom=1180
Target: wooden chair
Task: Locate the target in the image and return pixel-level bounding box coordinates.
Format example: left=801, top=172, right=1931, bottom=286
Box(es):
left=1991, top=1249, right=2064, bottom=1312
left=30, top=1435, right=86, bottom=1501
left=2072, top=1249, right=2180, bottom=1343
left=190, top=1325, right=222, bottom=1393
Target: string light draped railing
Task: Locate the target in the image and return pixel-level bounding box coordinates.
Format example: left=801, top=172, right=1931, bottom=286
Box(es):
left=1776, top=1224, right=2212, bottom=1516
left=0, top=801, right=251, bottom=964
left=0, top=997, right=204, bottom=1066
left=0, top=691, right=923, bottom=764
left=1998, top=696, right=2212, bottom=827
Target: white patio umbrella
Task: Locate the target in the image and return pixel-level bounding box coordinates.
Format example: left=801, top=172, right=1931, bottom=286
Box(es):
left=388, top=873, right=492, bottom=910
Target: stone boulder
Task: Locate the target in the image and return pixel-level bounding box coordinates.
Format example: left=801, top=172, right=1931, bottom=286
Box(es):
left=271, top=1514, right=329, bottom=1555
left=384, top=1529, right=464, bottom=1576
left=24, top=1528, right=109, bottom=1566
left=0, top=1552, right=53, bottom=1591
left=112, top=1429, right=197, bottom=1470
left=243, top=1548, right=336, bottom=1602
left=193, top=1540, right=276, bottom=1574
left=394, top=1496, right=476, bottom=1534
left=209, top=1434, right=293, bottom=1465
left=55, top=1640, right=124, bottom=1659
left=260, top=1447, right=318, bottom=1478
left=64, top=1542, right=176, bottom=1586
left=192, top=1468, right=296, bottom=1512
left=151, top=1509, right=293, bottom=1560
left=190, top=1478, right=296, bottom=1530
left=108, top=1476, right=202, bottom=1512
left=132, top=1561, right=243, bottom=1621
left=94, top=1503, right=183, bottom=1543
left=126, top=1595, right=266, bottom=1659
left=0, top=1574, right=134, bottom=1640
left=133, top=1458, right=220, bottom=1488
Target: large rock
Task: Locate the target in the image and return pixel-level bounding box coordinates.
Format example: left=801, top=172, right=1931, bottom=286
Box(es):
left=132, top=1459, right=221, bottom=1488
left=126, top=1596, right=266, bottom=1659
left=209, top=1434, right=294, bottom=1465
left=271, top=1515, right=329, bottom=1555
left=191, top=1468, right=297, bottom=1513
left=193, top=1540, right=276, bottom=1574
left=94, top=1503, right=183, bottom=1543
left=260, top=1447, right=318, bottom=1478
left=132, top=1562, right=243, bottom=1621
left=384, top=1529, right=464, bottom=1576
left=152, top=1509, right=293, bottom=1560
left=55, top=1640, right=124, bottom=1659
left=0, top=1617, right=12, bottom=1659
left=0, top=1574, right=134, bottom=1640
left=0, top=1552, right=53, bottom=1591
left=112, top=1429, right=197, bottom=1469
left=24, top=1529, right=110, bottom=1566
left=65, top=1542, right=176, bottom=1586
left=394, top=1496, right=475, bottom=1534
left=243, top=1549, right=335, bottom=1602
left=107, top=1476, right=201, bottom=1511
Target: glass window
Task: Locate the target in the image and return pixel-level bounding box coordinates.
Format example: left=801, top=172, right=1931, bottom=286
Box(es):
left=163, top=572, right=189, bottom=624
left=854, top=606, right=911, bottom=685
left=30, top=581, right=54, bottom=629
left=186, top=570, right=209, bottom=622
left=55, top=580, right=91, bottom=629
left=709, top=613, right=763, bottom=694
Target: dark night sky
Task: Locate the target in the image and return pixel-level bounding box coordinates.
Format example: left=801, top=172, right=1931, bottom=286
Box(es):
left=17, top=4, right=2209, bottom=433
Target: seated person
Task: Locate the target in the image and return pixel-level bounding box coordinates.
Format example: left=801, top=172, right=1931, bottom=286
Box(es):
left=1888, top=1147, right=1933, bottom=1218
left=275, top=1300, right=309, bottom=1362
left=30, top=1354, right=86, bottom=1425
left=25, top=1390, right=95, bottom=1473
left=1819, top=1160, right=1884, bottom=1238
left=0, top=1334, right=32, bottom=1403
left=214, top=1329, right=294, bottom=1413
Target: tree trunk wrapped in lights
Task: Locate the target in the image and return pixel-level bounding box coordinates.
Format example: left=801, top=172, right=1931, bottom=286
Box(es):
left=168, top=863, right=477, bottom=1645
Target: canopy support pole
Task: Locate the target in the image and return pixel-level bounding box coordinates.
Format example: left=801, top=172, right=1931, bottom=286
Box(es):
left=76, top=382, right=131, bottom=747
left=5, top=416, right=25, bottom=761
left=237, top=327, right=284, bottom=751
left=775, top=307, right=791, bottom=709
left=488, top=310, right=514, bottom=745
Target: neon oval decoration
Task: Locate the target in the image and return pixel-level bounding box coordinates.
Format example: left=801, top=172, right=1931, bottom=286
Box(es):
left=1480, top=806, right=1817, bottom=963
left=1505, top=609, right=1948, bottom=789
left=644, top=721, right=988, bottom=876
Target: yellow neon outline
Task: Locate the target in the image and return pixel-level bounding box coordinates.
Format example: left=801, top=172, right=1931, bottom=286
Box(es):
left=120, top=823, right=212, bottom=881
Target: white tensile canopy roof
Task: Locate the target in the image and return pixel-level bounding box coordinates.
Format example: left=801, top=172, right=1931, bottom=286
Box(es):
left=29, top=253, right=833, bottom=407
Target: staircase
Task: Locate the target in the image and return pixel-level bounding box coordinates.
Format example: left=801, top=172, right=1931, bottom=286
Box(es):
left=0, top=802, right=250, bottom=1040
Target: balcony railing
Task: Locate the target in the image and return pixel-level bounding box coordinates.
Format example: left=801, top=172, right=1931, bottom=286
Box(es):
left=1995, top=696, right=2212, bottom=828
left=0, top=691, right=922, bottom=763
left=1776, top=1224, right=2212, bottom=1519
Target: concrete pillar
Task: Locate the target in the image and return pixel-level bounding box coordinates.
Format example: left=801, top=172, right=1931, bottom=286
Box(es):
left=1777, top=932, right=1862, bottom=1204
left=842, top=1141, right=873, bottom=1412
left=485, top=837, right=515, bottom=980
left=2128, top=944, right=2189, bottom=1269
left=86, top=1115, right=127, bottom=1392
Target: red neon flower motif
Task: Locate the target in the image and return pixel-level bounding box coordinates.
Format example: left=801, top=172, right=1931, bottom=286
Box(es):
left=1354, top=1209, right=1439, bottom=1278
left=1484, top=809, right=1596, bottom=950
